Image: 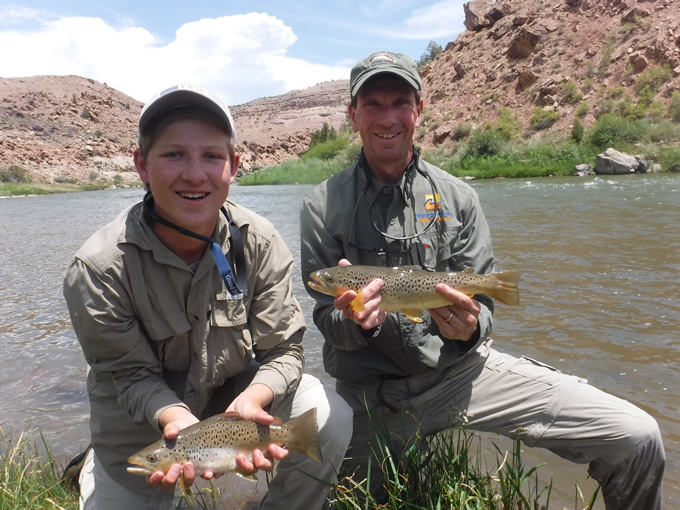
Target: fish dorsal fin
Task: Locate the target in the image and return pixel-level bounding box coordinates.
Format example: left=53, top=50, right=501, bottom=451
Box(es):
left=271, top=417, right=283, bottom=426
left=398, top=265, right=423, bottom=272
left=223, top=411, right=242, bottom=420
left=463, top=267, right=475, bottom=274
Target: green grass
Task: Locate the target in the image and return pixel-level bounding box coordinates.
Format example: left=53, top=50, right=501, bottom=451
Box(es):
left=0, top=181, right=115, bottom=197
left=0, top=430, right=76, bottom=509
left=330, top=427, right=600, bottom=510
left=1, top=428, right=599, bottom=510
left=239, top=113, right=680, bottom=186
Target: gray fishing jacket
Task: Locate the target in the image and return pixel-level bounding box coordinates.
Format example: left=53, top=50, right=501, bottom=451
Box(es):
left=300, top=150, right=495, bottom=383
left=64, top=199, right=305, bottom=485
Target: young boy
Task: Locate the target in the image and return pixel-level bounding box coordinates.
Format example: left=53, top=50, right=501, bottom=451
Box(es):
left=65, top=83, right=352, bottom=509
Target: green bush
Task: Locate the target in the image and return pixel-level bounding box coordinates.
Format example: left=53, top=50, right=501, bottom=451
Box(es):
left=669, top=91, right=680, bottom=122
left=452, top=122, right=471, bottom=141
left=495, top=107, right=522, bottom=140
left=303, top=136, right=348, bottom=161
left=0, top=164, right=31, bottom=183
left=462, top=129, right=507, bottom=159
left=562, top=80, right=584, bottom=104
left=636, top=65, right=673, bottom=95
left=588, top=113, right=650, bottom=148
left=309, top=122, right=337, bottom=148
left=575, top=101, right=590, bottom=118
left=417, top=40, right=443, bottom=67
left=571, top=119, right=585, bottom=143
left=530, top=108, right=559, bottom=130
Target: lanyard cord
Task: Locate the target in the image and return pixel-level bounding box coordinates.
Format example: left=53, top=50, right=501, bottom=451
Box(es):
left=358, top=161, right=439, bottom=242
left=142, top=192, right=247, bottom=298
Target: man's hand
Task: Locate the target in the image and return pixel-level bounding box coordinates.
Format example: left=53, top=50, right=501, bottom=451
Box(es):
left=430, top=284, right=480, bottom=341
left=334, top=258, right=387, bottom=329
left=226, top=384, right=289, bottom=474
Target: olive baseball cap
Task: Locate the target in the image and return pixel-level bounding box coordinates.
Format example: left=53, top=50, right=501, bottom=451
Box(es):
left=139, top=83, right=237, bottom=141
left=350, top=51, right=422, bottom=98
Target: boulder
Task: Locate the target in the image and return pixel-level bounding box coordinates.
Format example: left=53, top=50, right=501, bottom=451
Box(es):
left=507, top=28, right=541, bottom=58
left=575, top=164, right=594, bottom=176
left=464, top=1, right=496, bottom=31
left=594, top=148, right=639, bottom=174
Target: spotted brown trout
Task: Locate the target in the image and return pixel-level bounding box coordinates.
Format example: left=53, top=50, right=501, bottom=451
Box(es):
left=126, top=408, right=320, bottom=494
left=308, top=265, right=520, bottom=322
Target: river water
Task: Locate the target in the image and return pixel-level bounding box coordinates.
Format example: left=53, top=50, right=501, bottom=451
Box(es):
left=0, top=174, right=678, bottom=509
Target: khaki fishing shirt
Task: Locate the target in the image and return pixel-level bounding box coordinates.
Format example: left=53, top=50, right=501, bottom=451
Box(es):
left=64, top=199, right=305, bottom=483
left=300, top=150, right=495, bottom=383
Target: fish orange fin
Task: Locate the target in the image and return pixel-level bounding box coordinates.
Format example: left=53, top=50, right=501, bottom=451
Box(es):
left=223, top=411, right=241, bottom=417
left=271, top=416, right=283, bottom=426
left=350, top=292, right=365, bottom=312
left=487, top=270, right=521, bottom=306
left=402, top=309, right=424, bottom=323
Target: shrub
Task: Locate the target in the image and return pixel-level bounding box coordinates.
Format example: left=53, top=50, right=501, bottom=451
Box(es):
left=530, top=108, right=559, bottom=130
left=636, top=65, right=673, bottom=95
left=575, top=101, right=590, bottom=118
left=571, top=119, right=584, bottom=143
left=562, top=80, right=584, bottom=104
left=452, top=122, right=471, bottom=140
left=462, top=129, right=507, bottom=159
left=588, top=113, right=650, bottom=148
left=495, top=107, right=522, bottom=140
left=303, top=135, right=348, bottom=161
left=0, top=164, right=31, bottom=183
left=309, top=122, right=337, bottom=148
left=669, top=91, right=680, bottom=122
left=417, top=40, right=443, bottom=67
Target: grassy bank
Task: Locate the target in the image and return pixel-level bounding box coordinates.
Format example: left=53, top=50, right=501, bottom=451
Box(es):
left=239, top=112, right=680, bottom=186
left=0, top=181, right=118, bottom=198
left=1, top=428, right=598, bottom=510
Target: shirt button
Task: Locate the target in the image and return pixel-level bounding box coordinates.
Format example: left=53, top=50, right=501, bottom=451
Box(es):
left=191, top=316, right=199, bottom=322
left=218, top=377, right=225, bottom=386
left=189, top=389, right=196, bottom=396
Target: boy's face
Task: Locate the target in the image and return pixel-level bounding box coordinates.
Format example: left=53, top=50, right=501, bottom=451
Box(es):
left=134, top=117, right=239, bottom=237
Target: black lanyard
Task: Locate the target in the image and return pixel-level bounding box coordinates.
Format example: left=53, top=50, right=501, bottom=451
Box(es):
left=142, top=192, right=247, bottom=298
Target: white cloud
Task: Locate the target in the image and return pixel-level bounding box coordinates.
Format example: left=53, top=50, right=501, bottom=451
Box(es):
left=404, top=1, right=466, bottom=39
left=0, top=11, right=349, bottom=105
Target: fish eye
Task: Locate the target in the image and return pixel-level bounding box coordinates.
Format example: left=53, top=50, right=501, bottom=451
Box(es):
left=147, top=453, right=157, bottom=463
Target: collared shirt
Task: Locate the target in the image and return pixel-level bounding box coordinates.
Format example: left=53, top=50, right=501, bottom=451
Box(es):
left=300, top=150, right=495, bottom=383
left=64, top=199, right=305, bottom=483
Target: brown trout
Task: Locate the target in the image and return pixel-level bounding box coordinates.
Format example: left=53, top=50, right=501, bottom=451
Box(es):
left=126, top=408, right=320, bottom=494
left=308, top=265, right=520, bottom=322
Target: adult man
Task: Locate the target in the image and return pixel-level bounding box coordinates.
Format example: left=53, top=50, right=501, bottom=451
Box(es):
left=64, top=83, right=352, bottom=509
left=300, top=52, right=665, bottom=509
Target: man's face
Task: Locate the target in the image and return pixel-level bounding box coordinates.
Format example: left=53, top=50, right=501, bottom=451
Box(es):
left=349, top=76, right=422, bottom=181
left=134, top=117, right=239, bottom=237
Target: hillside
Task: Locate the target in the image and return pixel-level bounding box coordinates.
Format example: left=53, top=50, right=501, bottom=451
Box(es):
left=0, top=0, right=678, bottom=186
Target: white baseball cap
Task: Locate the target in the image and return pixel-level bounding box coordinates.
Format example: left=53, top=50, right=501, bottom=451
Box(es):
left=139, top=83, right=237, bottom=141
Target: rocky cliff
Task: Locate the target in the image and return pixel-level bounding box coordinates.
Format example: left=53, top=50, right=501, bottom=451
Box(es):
left=1, top=0, right=678, bottom=186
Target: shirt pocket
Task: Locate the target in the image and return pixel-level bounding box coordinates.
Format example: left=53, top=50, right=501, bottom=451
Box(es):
left=419, top=222, right=461, bottom=271
left=142, top=306, right=192, bottom=367
left=208, top=291, right=254, bottom=380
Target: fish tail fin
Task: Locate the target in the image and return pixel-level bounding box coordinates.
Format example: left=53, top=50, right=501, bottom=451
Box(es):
left=285, top=407, right=322, bottom=463
left=488, top=270, right=521, bottom=306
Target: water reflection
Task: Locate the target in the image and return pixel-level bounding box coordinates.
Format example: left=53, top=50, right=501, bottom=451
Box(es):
left=0, top=175, right=678, bottom=508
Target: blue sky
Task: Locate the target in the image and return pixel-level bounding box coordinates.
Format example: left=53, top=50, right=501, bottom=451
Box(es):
left=0, top=1, right=467, bottom=106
